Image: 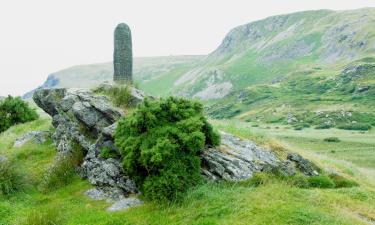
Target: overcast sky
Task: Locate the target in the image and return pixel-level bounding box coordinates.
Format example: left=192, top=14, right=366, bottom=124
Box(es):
left=0, top=0, right=375, bottom=96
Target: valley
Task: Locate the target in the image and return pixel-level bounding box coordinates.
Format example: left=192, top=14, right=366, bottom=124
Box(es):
left=1, top=6, right=375, bottom=225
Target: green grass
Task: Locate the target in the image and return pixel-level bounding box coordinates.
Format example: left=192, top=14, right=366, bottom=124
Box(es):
left=213, top=120, right=375, bottom=170
left=1, top=117, right=375, bottom=224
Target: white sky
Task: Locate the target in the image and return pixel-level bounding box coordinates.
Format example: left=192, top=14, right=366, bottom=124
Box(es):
left=0, top=0, right=374, bottom=96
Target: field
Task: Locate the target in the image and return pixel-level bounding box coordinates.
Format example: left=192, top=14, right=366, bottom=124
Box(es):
left=1, top=117, right=375, bottom=225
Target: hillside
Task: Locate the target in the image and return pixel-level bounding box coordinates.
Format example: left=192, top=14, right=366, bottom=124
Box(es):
left=23, top=55, right=203, bottom=98
left=25, top=8, right=375, bottom=128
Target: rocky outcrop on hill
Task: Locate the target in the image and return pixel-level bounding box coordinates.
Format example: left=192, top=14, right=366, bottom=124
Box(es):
left=33, top=86, right=319, bottom=209
left=202, top=133, right=319, bottom=181
left=33, top=87, right=141, bottom=198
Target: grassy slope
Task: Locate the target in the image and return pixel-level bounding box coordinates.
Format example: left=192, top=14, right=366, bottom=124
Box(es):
left=44, top=55, right=203, bottom=97
left=33, top=9, right=375, bottom=127
left=1, top=118, right=375, bottom=225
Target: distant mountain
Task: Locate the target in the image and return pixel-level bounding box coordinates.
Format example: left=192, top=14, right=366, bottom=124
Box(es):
left=27, top=8, right=375, bottom=127
left=23, top=55, right=203, bottom=98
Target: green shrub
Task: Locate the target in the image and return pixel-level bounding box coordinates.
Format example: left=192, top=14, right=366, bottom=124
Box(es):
left=20, top=208, right=63, bottom=225
left=315, top=123, right=332, bottom=129
left=329, top=174, right=358, bottom=188
left=337, top=123, right=371, bottom=131
left=293, top=126, right=303, bottom=130
left=0, top=96, right=38, bottom=133
left=99, top=146, right=119, bottom=159
left=0, top=160, right=24, bottom=195
left=115, top=97, right=220, bottom=202
left=323, top=137, right=340, bottom=142
left=39, top=143, right=83, bottom=192
left=287, top=174, right=310, bottom=188
left=307, top=175, right=335, bottom=188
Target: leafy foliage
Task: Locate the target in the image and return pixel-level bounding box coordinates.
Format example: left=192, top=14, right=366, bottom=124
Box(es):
left=0, top=96, right=38, bottom=133
left=115, top=97, right=220, bottom=202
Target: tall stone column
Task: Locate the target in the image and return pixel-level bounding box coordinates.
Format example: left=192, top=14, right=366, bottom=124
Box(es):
left=113, top=23, right=132, bottom=83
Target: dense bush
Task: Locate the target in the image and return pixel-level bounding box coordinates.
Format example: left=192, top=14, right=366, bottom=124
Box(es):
left=328, top=174, right=358, bottom=188
left=0, top=160, right=24, bottom=195
left=307, top=175, right=336, bottom=188
left=323, top=137, right=341, bottom=142
left=0, top=96, right=38, bottom=133
left=314, top=123, right=332, bottom=129
left=115, top=97, right=220, bottom=202
left=337, top=123, right=371, bottom=131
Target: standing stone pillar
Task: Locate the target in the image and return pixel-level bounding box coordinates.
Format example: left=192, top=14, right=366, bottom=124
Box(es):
left=113, top=23, right=133, bottom=83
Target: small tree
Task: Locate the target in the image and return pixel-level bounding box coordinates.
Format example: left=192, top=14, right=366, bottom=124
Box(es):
left=115, top=97, right=220, bottom=202
left=0, top=96, right=38, bottom=133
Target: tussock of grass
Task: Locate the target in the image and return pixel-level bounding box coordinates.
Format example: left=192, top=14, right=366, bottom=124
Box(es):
left=19, top=208, right=63, bottom=225
left=39, top=142, right=84, bottom=193
left=0, top=160, right=24, bottom=195
left=94, top=84, right=133, bottom=109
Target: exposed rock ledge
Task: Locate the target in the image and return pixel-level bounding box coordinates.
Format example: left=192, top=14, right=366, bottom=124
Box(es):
left=33, top=87, right=319, bottom=210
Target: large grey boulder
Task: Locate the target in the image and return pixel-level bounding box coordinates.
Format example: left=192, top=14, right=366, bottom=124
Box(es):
left=33, top=86, right=143, bottom=197
left=201, top=132, right=317, bottom=181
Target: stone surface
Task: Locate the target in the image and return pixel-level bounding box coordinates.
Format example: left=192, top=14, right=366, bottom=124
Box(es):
left=287, top=153, right=320, bottom=176
left=114, top=23, right=132, bottom=83
left=33, top=86, right=143, bottom=197
left=13, top=131, right=50, bottom=148
left=0, top=155, right=7, bottom=163
left=85, top=187, right=125, bottom=202
left=107, top=197, right=143, bottom=212
left=202, top=132, right=281, bottom=181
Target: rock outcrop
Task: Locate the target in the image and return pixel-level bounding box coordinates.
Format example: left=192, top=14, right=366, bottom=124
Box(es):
left=13, top=131, right=50, bottom=148
left=33, top=86, right=319, bottom=206
left=201, top=132, right=318, bottom=181
left=33, top=87, right=142, bottom=198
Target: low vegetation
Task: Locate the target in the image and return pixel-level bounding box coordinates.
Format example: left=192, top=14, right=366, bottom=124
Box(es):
left=0, top=160, right=24, bottom=195
left=241, top=170, right=357, bottom=190
left=39, top=142, right=84, bottom=193
left=0, top=117, right=374, bottom=224
left=324, top=137, right=341, bottom=142
left=115, top=97, right=220, bottom=202
left=93, top=84, right=133, bottom=109
left=20, top=208, right=63, bottom=225
left=0, top=96, right=38, bottom=133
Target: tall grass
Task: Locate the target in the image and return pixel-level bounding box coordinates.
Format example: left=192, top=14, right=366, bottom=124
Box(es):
left=19, top=208, right=63, bottom=225
left=39, top=142, right=83, bottom=192
left=0, top=160, right=24, bottom=195
left=94, top=84, right=133, bottom=109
